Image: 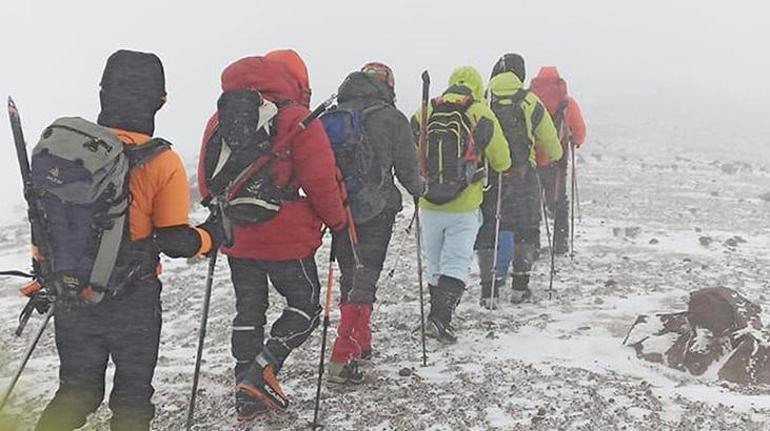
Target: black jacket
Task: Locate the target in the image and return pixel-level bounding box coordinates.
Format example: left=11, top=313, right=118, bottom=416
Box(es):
left=337, top=72, right=423, bottom=216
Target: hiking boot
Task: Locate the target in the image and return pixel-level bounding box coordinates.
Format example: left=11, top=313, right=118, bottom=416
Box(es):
left=511, top=288, right=532, bottom=304
left=480, top=279, right=505, bottom=310
left=553, top=236, right=569, bottom=255
left=235, top=392, right=268, bottom=422
left=236, top=353, right=289, bottom=411
left=327, top=360, right=365, bottom=385
left=424, top=316, right=457, bottom=344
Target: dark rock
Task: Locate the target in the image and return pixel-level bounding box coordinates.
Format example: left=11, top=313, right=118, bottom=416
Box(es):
left=625, top=227, right=642, bottom=238
left=721, top=163, right=738, bottom=174
left=398, top=367, right=414, bottom=377
left=699, top=236, right=713, bottom=247
left=649, top=238, right=659, bottom=245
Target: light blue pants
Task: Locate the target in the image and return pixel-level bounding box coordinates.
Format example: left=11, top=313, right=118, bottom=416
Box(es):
left=419, top=208, right=483, bottom=286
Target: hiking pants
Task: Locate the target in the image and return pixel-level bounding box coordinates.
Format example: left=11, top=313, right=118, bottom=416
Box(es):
left=333, top=211, right=396, bottom=305
left=330, top=211, right=395, bottom=364
left=228, top=256, right=321, bottom=377
left=419, top=208, right=482, bottom=286
left=539, top=162, right=569, bottom=248
left=476, top=167, right=541, bottom=286
left=35, top=279, right=162, bottom=431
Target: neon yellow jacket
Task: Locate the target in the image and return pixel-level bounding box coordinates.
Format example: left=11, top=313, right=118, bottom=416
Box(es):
left=488, top=71, right=562, bottom=166
left=416, top=66, right=511, bottom=213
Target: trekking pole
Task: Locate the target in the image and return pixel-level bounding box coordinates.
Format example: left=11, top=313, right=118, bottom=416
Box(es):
left=571, top=140, right=581, bottom=224
left=185, top=248, right=219, bottom=431
left=489, top=172, right=503, bottom=310
left=569, top=145, right=575, bottom=260
left=537, top=174, right=556, bottom=300
left=569, top=141, right=577, bottom=260
left=384, top=209, right=417, bottom=290
left=416, top=70, right=430, bottom=367
left=311, top=240, right=337, bottom=430
left=0, top=305, right=53, bottom=412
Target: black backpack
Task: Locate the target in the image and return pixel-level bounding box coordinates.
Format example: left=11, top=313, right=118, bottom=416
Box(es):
left=202, top=89, right=298, bottom=225
left=489, top=89, right=538, bottom=180
left=422, top=92, right=483, bottom=205
left=320, top=102, right=387, bottom=223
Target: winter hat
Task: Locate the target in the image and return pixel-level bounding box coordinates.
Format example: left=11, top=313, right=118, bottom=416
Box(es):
left=97, top=50, right=166, bottom=136
left=361, top=62, right=395, bottom=90
left=265, top=49, right=311, bottom=107
left=491, top=53, right=526, bottom=82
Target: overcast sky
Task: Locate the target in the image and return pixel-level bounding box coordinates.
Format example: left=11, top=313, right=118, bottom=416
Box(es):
left=0, top=0, right=768, bottom=219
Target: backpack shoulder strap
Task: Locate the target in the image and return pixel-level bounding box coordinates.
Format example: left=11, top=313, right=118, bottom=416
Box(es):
left=124, top=138, right=173, bottom=171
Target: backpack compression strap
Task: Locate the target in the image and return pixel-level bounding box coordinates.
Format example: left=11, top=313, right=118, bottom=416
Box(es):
left=88, top=138, right=172, bottom=291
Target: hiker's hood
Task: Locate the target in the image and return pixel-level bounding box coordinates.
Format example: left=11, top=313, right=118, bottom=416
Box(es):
left=448, top=66, right=484, bottom=101
left=337, top=71, right=394, bottom=104
left=488, top=71, right=524, bottom=97
left=535, top=66, right=561, bottom=81
left=265, top=49, right=311, bottom=107
left=220, top=56, right=302, bottom=103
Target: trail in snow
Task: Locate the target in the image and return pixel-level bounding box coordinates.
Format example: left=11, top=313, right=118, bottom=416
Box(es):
left=0, top=139, right=769, bottom=430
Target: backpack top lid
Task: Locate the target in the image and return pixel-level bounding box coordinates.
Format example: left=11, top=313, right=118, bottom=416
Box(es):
left=530, top=67, right=568, bottom=116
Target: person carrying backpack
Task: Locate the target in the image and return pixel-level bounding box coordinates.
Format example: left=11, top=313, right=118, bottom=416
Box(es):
left=33, top=50, right=220, bottom=431
left=198, top=52, right=348, bottom=420
left=413, top=66, right=511, bottom=344
left=321, top=63, right=423, bottom=384
left=531, top=66, right=586, bottom=255
left=475, top=54, right=563, bottom=307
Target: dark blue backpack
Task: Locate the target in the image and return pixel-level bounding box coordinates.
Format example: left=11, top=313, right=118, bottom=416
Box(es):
left=321, top=103, right=387, bottom=223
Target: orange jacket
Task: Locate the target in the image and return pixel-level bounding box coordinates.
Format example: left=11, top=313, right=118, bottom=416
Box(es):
left=116, top=129, right=211, bottom=255
left=531, top=67, right=587, bottom=166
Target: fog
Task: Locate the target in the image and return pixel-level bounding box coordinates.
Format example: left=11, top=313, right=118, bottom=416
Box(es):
left=1, top=0, right=768, bottom=220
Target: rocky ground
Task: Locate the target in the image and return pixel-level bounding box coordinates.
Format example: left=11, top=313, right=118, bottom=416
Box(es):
left=1, top=137, right=769, bottom=430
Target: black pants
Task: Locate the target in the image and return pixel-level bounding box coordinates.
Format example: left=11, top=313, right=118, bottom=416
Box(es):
left=539, top=162, right=569, bottom=248
left=228, top=256, right=321, bottom=377
left=476, top=168, right=541, bottom=283
left=35, top=279, right=162, bottom=431
left=332, top=211, right=396, bottom=305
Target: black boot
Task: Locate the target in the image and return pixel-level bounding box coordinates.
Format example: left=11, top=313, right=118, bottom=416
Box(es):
left=480, top=280, right=492, bottom=307
left=480, top=279, right=504, bottom=310
left=511, top=273, right=532, bottom=304
left=426, top=277, right=464, bottom=344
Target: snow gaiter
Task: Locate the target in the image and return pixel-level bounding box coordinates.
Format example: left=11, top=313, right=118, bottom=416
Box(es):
left=437, top=275, right=465, bottom=326
left=331, top=303, right=362, bottom=364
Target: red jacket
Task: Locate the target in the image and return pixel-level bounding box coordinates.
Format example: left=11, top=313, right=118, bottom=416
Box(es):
left=198, top=56, right=347, bottom=261
left=531, top=67, right=587, bottom=166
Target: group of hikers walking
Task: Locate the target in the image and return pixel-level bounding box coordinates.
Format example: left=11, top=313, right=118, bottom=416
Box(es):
left=2, top=47, right=585, bottom=430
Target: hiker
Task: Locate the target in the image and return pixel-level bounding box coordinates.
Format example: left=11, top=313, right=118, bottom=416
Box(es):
left=475, top=54, right=563, bottom=307
left=198, top=51, right=348, bottom=420
left=34, top=50, right=219, bottom=431
left=531, top=66, right=586, bottom=255
left=321, top=63, right=423, bottom=384
left=413, top=66, right=511, bottom=344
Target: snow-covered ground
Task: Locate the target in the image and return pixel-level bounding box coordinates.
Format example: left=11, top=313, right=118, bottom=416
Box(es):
left=1, top=138, right=769, bottom=430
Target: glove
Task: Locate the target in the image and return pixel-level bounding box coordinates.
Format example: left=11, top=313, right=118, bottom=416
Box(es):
left=197, top=210, right=229, bottom=251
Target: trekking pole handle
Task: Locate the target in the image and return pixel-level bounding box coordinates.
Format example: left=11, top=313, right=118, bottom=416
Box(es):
left=302, top=93, right=337, bottom=129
